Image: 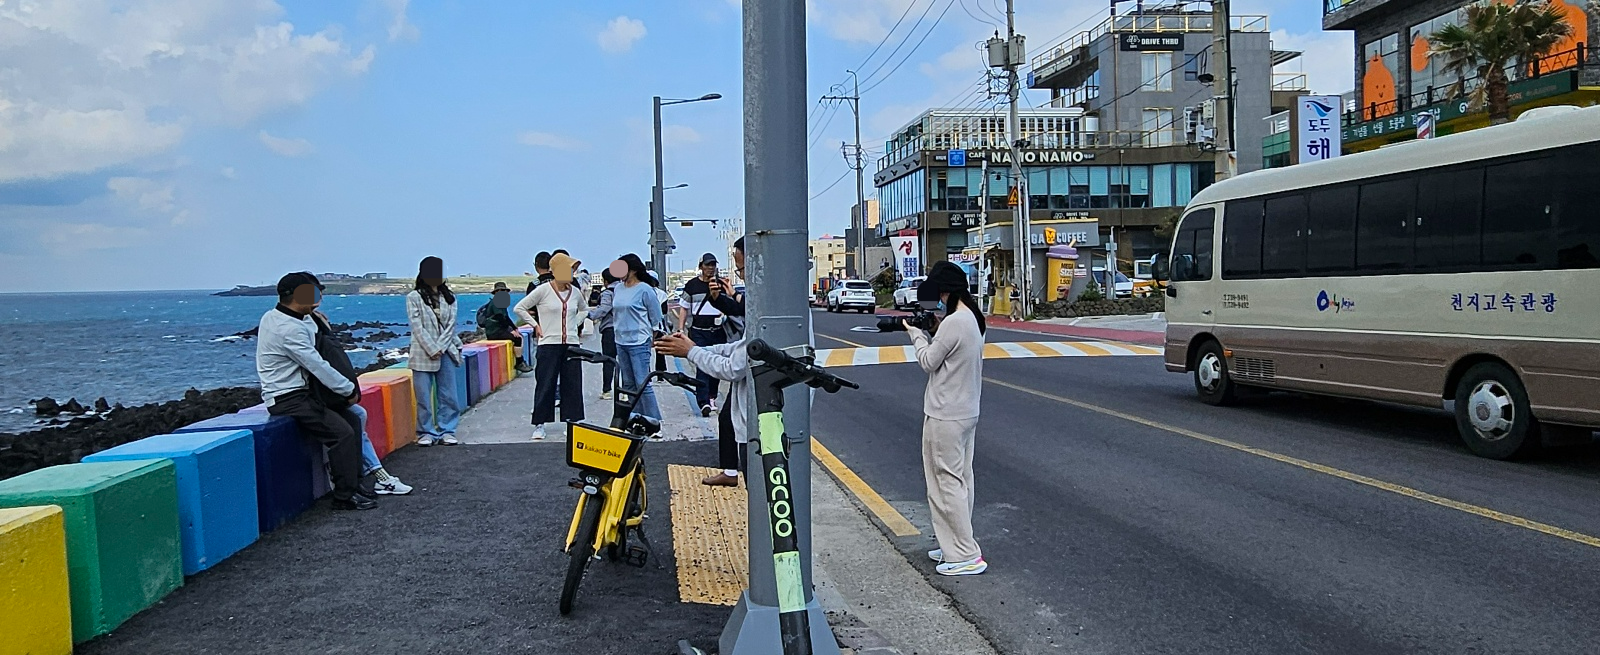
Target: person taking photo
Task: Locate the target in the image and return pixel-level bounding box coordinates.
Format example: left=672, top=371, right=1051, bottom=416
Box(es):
left=676, top=253, right=730, bottom=416
left=904, top=260, right=989, bottom=576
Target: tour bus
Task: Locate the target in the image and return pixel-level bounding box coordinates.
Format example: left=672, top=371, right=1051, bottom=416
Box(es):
left=1156, top=105, right=1599, bottom=460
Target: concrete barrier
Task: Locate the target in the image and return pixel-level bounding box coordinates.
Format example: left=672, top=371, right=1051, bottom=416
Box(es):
left=357, top=384, right=393, bottom=461
left=463, top=349, right=486, bottom=405
left=174, top=413, right=313, bottom=533
left=464, top=343, right=498, bottom=390
left=358, top=371, right=418, bottom=452
left=518, top=328, right=536, bottom=368
left=0, top=505, right=72, bottom=655
left=82, top=430, right=259, bottom=576
left=0, top=460, right=182, bottom=643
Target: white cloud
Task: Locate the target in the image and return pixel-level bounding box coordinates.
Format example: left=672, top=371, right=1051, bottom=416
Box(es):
left=349, top=45, right=377, bottom=74
left=597, top=16, right=647, bottom=54
left=107, top=177, right=177, bottom=213
left=383, top=0, right=419, bottom=42
left=1273, top=29, right=1356, bottom=96
left=662, top=125, right=702, bottom=146
left=258, top=130, right=314, bottom=157
left=220, top=166, right=237, bottom=179
left=0, top=0, right=376, bottom=183
left=516, top=130, right=586, bottom=150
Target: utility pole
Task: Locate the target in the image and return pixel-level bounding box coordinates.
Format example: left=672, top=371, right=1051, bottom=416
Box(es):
left=1211, top=0, right=1235, bottom=181
left=652, top=96, right=668, bottom=284
left=720, top=0, right=839, bottom=653
left=823, top=71, right=864, bottom=279
left=977, top=156, right=990, bottom=311
left=1003, top=0, right=1029, bottom=317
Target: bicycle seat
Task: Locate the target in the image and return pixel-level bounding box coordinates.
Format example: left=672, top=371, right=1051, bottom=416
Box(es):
left=626, top=415, right=662, bottom=437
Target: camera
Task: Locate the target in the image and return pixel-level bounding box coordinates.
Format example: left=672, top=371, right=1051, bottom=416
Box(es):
left=876, top=307, right=936, bottom=332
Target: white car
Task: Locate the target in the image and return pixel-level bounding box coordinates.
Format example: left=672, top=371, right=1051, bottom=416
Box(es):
left=892, top=276, right=926, bottom=310
left=826, top=280, right=876, bottom=313
left=1091, top=267, right=1134, bottom=298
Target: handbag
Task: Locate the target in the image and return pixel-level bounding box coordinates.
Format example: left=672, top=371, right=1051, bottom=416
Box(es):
left=310, top=317, right=361, bottom=410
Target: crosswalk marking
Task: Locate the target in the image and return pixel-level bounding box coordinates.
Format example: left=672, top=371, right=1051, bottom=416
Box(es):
left=813, top=341, right=1160, bottom=368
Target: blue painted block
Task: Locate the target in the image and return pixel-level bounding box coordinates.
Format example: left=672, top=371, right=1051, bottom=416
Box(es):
left=83, top=430, right=259, bottom=575
left=464, top=350, right=485, bottom=406
left=173, top=414, right=313, bottom=533
left=451, top=356, right=470, bottom=409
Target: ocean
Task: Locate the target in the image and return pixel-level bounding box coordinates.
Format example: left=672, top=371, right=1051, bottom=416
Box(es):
left=0, top=290, right=494, bottom=434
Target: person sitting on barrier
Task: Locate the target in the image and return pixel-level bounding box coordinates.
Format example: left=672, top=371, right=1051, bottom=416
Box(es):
left=309, top=310, right=414, bottom=496
left=902, top=261, right=988, bottom=576
left=256, top=272, right=374, bottom=511
left=478, top=282, right=533, bottom=374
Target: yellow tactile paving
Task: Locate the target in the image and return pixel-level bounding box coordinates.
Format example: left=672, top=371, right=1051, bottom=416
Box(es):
left=668, top=464, right=748, bottom=606
left=813, top=341, right=1159, bottom=368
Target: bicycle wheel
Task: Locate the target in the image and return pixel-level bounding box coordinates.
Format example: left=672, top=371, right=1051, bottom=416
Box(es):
left=607, top=467, right=647, bottom=561
left=560, top=493, right=605, bottom=616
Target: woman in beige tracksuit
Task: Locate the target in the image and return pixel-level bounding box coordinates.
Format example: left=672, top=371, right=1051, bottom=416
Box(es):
left=905, top=260, right=988, bottom=576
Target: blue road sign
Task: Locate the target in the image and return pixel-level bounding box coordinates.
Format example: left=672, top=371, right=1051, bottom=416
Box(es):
left=947, top=149, right=966, bottom=167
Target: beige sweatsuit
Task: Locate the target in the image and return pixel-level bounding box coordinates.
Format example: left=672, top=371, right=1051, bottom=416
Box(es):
left=908, top=305, right=984, bottom=563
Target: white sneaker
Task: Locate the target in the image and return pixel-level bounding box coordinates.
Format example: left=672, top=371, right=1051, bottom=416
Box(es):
left=928, top=548, right=943, bottom=562
left=417, top=435, right=436, bottom=447
left=936, top=557, right=988, bottom=576
left=440, top=434, right=459, bottom=446
left=600, top=391, right=612, bottom=400
left=374, top=476, right=413, bottom=495
left=531, top=424, right=547, bottom=441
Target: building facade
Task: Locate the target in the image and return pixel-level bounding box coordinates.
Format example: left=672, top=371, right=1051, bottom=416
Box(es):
left=809, top=236, right=848, bottom=289
left=1325, top=0, right=1599, bottom=153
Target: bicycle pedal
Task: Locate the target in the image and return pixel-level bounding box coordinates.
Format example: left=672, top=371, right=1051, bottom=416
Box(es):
left=625, top=546, right=649, bottom=568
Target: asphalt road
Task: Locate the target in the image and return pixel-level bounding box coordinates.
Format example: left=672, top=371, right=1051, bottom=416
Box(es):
left=807, top=308, right=1600, bottom=655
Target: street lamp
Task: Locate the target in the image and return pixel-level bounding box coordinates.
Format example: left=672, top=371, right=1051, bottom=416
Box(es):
left=652, top=93, right=722, bottom=282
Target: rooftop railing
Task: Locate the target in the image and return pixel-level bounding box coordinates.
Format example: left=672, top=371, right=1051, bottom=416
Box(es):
left=1029, top=13, right=1269, bottom=80
left=1272, top=72, right=1309, bottom=92
left=877, top=129, right=1195, bottom=169
left=1344, top=43, right=1589, bottom=127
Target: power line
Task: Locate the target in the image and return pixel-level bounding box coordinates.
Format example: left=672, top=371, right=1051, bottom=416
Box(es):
left=859, top=0, right=960, bottom=96
left=809, top=168, right=851, bottom=200
left=851, top=0, right=928, bottom=76
left=856, top=0, right=953, bottom=89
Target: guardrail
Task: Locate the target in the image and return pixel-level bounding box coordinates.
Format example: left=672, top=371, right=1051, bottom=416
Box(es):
left=1029, top=13, right=1269, bottom=80
left=1272, top=72, right=1308, bottom=92
left=1345, top=43, right=1588, bottom=126
left=878, top=129, right=1193, bottom=167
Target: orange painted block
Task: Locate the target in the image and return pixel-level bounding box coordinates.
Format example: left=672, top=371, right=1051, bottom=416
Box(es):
left=357, top=384, right=392, bottom=461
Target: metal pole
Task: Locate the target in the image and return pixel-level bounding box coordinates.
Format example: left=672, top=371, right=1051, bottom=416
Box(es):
left=1211, top=0, right=1234, bottom=181
left=652, top=96, right=669, bottom=284
left=1004, top=0, right=1029, bottom=318
left=978, top=157, right=989, bottom=312
left=851, top=71, right=865, bottom=281
left=723, top=0, right=839, bottom=652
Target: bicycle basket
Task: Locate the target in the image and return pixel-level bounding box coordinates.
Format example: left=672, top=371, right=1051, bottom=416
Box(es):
left=566, top=422, right=644, bottom=476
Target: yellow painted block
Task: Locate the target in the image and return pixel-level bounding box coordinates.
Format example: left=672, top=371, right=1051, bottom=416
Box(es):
left=0, top=506, right=72, bottom=655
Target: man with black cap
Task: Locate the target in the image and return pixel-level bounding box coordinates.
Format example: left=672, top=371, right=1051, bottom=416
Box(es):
left=676, top=252, right=732, bottom=416
left=256, top=272, right=374, bottom=510
left=477, top=282, right=532, bottom=373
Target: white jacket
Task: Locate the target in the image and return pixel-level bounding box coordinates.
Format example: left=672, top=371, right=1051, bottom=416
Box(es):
left=514, top=283, right=588, bottom=346
left=686, top=338, right=752, bottom=444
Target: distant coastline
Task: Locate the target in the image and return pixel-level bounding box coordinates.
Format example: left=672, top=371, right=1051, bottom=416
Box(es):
left=214, top=275, right=540, bottom=297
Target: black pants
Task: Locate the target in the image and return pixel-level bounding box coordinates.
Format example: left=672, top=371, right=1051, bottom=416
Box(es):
left=687, top=326, right=726, bottom=408
left=533, top=344, right=584, bottom=424
left=600, top=327, right=617, bottom=393
left=269, top=391, right=363, bottom=502
left=487, top=329, right=523, bottom=348
left=717, top=397, right=746, bottom=473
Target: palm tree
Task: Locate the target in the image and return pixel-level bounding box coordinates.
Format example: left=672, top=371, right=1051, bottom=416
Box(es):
left=1429, top=0, right=1573, bottom=124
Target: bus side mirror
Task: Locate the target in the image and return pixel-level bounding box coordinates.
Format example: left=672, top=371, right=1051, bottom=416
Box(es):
left=1150, top=253, right=1170, bottom=282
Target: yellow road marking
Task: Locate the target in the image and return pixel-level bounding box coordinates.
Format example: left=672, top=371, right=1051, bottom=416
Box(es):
left=823, top=348, right=857, bottom=368
left=814, top=341, right=1158, bottom=368
left=877, top=346, right=911, bottom=364
left=818, top=333, right=870, bottom=349
left=986, top=378, right=1600, bottom=550
left=982, top=343, right=1009, bottom=358
left=668, top=465, right=749, bottom=605
left=813, top=438, right=921, bottom=537
left=1016, top=341, right=1061, bottom=357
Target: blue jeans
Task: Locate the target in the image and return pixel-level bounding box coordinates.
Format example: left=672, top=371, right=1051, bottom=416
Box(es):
left=617, top=342, right=659, bottom=421
left=348, top=404, right=381, bottom=476
left=414, top=356, right=463, bottom=437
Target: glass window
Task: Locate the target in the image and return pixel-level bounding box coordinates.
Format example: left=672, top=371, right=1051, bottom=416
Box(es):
left=1174, top=163, right=1193, bottom=204
left=1171, top=208, right=1215, bottom=282
left=1360, top=34, right=1400, bottom=119
left=1142, top=108, right=1174, bottom=146
left=1089, top=166, right=1109, bottom=196
left=1222, top=199, right=1264, bottom=278
left=1049, top=168, right=1070, bottom=209
left=1027, top=168, right=1049, bottom=210
left=1483, top=157, right=1553, bottom=268
left=1306, top=186, right=1357, bottom=273
left=1356, top=177, right=1415, bottom=270
left=1152, top=164, right=1174, bottom=207
left=1127, top=166, right=1150, bottom=208
left=1141, top=52, right=1173, bottom=91
left=1183, top=52, right=1200, bottom=81
left=1262, top=195, right=1307, bottom=275
left=1414, top=166, right=1482, bottom=270
left=1552, top=142, right=1600, bottom=269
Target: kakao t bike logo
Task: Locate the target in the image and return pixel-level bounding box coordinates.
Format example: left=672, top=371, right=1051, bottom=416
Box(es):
left=1317, top=290, right=1356, bottom=313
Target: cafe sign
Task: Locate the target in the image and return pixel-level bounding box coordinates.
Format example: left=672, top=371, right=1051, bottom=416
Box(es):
left=962, top=149, right=1096, bottom=165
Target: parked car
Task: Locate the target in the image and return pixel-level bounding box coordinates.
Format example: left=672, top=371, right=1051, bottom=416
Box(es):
left=892, top=276, right=927, bottom=310
left=1091, top=267, right=1134, bottom=298
left=826, top=280, right=876, bottom=313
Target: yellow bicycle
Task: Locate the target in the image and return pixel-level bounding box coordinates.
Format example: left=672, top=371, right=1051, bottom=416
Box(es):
left=558, top=347, right=701, bottom=616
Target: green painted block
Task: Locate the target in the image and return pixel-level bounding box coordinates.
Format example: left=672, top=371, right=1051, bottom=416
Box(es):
left=0, top=460, right=183, bottom=643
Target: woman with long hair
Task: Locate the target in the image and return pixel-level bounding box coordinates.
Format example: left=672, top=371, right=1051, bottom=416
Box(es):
left=587, top=267, right=621, bottom=400
left=406, top=256, right=464, bottom=446
left=608, top=254, right=663, bottom=421
left=903, top=260, right=988, bottom=576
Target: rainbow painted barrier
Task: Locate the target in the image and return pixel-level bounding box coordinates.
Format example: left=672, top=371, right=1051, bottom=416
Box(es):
left=463, top=348, right=488, bottom=405
left=357, top=384, right=394, bottom=461
left=174, top=413, right=314, bottom=534
left=0, top=505, right=72, bottom=655
left=0, top=460, right=182, bottom=643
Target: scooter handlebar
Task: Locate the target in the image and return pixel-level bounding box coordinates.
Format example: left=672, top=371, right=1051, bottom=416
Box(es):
left=746, top=339, right=859, bottom=392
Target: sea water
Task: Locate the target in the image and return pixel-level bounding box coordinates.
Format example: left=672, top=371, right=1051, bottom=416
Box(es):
left=0, top=290, right=494, bottom=433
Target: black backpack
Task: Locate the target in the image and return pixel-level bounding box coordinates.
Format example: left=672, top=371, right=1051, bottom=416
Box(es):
left=310, top=315, right=361, bottom=410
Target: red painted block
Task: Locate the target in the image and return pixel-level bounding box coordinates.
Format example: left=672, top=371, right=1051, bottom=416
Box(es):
left=357, top=384, right=391, bottom=461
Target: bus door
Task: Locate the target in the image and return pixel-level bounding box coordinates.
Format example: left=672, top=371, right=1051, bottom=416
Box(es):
left=1162, top=206, right=1218, bottom=367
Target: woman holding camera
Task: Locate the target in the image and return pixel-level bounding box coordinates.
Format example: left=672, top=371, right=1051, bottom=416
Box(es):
left=905, top=261, right=988, bottom=576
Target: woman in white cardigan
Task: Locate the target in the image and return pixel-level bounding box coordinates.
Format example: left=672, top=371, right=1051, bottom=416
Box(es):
left=406, top=256, right=464, bottom=446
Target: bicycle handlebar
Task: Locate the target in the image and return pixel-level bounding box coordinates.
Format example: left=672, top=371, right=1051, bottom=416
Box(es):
left=565, top=346, right=611, bottom=365
left=747, top=339, right=859, bottom=393
left=565, top=347, right=702, bottom=393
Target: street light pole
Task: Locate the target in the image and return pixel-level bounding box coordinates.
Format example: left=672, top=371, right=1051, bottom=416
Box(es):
left=651, top=94, right=722, bottom=285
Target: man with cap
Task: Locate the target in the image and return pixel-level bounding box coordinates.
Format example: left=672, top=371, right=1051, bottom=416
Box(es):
left=477, top=282, right=532, bottom=373
left=256, top=272, right=374, bottom=510
left=675, top=252, right=732, bottom=416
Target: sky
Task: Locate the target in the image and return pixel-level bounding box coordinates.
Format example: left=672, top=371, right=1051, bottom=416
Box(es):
left=0, top=0, right=1350, bottom=292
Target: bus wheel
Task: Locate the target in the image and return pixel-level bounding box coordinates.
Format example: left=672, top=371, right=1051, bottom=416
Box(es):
left=1193, top=341, right=1238, bottom=406
left=1454, top=362, right=1541, bottom=460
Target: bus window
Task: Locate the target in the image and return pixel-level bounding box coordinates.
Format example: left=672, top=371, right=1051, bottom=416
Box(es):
left=1171, top=208, right=1214, bottom=281
left=1415, top=166, right=1483, bottom=270
left=1263, top=195, right=1308, bottom=276
left=1356, top=177, right=1416, bottom=270
left=1222, top=199, right=1263, bottom=278
left=1306, top=186, right=1357, bottom=273
left=1553, top=143, right=1600, bottom=269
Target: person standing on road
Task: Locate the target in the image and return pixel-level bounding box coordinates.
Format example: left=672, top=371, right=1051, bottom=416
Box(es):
left=515, top=252, right=587, bottom=440
left=904, top=260, right=988, bottom=576
left=676, top=253, right=731, bottom=416
left=607, top=254, right=664, bottom=421
left=587, top=268, right=620, bottom=400
left=256, top=272, right=373, bottom=510
left=407, top=257, right=465, bottom=447
left=700, top=237, right=747, bottom=487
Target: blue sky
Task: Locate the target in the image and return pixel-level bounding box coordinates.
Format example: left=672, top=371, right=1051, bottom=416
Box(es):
left=0, top=0, right=1346, bottom=292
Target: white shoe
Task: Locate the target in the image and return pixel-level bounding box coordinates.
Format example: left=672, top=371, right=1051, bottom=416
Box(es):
left=531, top=424, right=547, bottom=441
left=439, top=434, right=459, bottom=446
left=936, top=557, right=987, bottom=576
left=600, top=391, right=612, bottom=400
left=374, top=476, right=413, bottom=495
left=417, top=435, right=436, bottom=447
left=928, top=548, right=943, bottom=562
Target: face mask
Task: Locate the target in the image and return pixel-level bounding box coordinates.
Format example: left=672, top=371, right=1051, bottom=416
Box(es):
left=492, top=292, right=509, bottom=309
left=918, top=299, right=941, bottom=311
